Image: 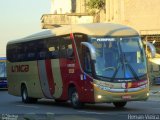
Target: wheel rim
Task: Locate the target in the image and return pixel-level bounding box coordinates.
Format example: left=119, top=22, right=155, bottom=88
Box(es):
left=72, top=92, right=78, bottom=105
left=23, top=89, right=27, bottom=100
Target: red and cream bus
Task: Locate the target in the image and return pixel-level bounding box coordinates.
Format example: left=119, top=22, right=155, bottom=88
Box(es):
left=7, top=23, right=155, bottom=108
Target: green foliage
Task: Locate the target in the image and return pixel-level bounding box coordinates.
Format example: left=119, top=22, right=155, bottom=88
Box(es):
left=87, top=0, right=105, bottom=10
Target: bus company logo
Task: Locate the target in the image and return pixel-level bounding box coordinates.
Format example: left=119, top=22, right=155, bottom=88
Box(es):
left=11, top=65, right=29, bottom=72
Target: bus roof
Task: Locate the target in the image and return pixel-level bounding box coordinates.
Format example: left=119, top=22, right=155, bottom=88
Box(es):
left=8, top=23, right=139, bottom=44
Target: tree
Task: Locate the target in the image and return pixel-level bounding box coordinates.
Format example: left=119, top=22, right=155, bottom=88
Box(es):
left=87, top=0, right=105, bottom=10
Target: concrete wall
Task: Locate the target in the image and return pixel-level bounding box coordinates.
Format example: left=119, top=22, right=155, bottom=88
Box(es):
left=41, top=14, right=94, bottom=28
left=105, top=0, right=160, bottom=34
left=76, top=0, right=91, bottom=13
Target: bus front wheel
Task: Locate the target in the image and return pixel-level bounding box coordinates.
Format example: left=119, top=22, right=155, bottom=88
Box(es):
left=21, top=85, right=37, bottom=103
left=113, top=102, right=127, bottom=108
left=69, top=88, right=83, bottom=109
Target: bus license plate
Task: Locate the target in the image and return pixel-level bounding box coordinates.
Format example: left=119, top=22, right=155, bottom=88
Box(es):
left=122, top=95, right=131, bottom=99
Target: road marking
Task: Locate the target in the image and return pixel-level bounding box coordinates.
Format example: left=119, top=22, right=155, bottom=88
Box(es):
left=16, top=105, right=39, bottom=109
left=77, top=110, right=108, bottom=115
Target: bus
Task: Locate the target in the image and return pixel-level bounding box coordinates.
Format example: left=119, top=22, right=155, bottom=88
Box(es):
left=7, top=23, right=155, bottom=108
left=0, top=57, right=7, bottom=88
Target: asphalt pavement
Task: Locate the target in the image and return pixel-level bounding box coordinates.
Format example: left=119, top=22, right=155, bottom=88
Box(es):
left=149, top=85, right=160, bottom=101
left=1, top=88, right=160, bottom=120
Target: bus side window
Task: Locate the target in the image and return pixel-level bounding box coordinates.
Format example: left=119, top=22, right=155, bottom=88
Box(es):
left=48, top=46, right=59, bottom=59
left=13, top=44, right=21, bottom=62
left=62, top=35, right=75, bottom=60
left=37, top=40, right=47, bottom=60
left=66, top=40, right=74, bottom=59
left=59, top=38, right=67, bottom=58
left=66, top=44, right=74, bottom=59
left=9, top=45, right=17, bottom=62
left=25, top=42, right=37, bottom=61
left=28, top=47, right=34, bottom=60
left=47, top=37, right=59, bottom=59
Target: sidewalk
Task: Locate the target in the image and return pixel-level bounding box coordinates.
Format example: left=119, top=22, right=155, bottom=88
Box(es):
left=149, top=85, right=160, bottom=101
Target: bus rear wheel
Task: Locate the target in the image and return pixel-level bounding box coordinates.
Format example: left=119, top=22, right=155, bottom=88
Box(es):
left=113, top=102, right=127, bottom=108
left=21, top=85, right=37, bottom=103
left=69, top=88, right=83, bottom=109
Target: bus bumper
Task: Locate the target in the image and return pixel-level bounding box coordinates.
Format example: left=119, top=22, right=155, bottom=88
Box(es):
left=93, top=86, right=149, bottom=103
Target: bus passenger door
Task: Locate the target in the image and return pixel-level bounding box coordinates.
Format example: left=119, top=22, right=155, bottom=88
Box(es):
left=80, top=46, right=94, bottom=101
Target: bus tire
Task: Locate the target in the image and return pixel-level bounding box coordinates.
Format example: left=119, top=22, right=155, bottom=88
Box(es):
left=21, top=85, right=37, bottom=103
left=69, top=88, right=83, bottom=109
left=113, top=102, right=127, bottom=108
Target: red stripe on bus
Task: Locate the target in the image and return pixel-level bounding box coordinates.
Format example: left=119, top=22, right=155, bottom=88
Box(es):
left=45, top=59, right=55, bottom=96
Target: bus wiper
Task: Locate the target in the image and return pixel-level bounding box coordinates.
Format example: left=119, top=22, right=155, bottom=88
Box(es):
left=123, top=54, right=139, bottom=81
left=111, top=58, right=121, bottom=82
left=125, top=62, right=139, bottom=81
left=111, top=55, right=140, bottom=82
left=117, top=39, right=139, bottom=81
left=111, top=40, right=124, bottom=82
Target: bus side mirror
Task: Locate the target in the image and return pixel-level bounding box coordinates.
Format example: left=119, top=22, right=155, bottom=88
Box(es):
left=143, top=41, right=156, bottom=58
left=81, top=42, right=96, bottom=60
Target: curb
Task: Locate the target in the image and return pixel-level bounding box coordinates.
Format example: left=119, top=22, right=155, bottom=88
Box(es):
left=149, top=90, right=160, bottom=101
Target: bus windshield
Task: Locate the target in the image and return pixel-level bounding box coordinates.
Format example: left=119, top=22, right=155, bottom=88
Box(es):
left=90, top=37, right=147, bottom=81
left=0, top=62, right=6, bottom=78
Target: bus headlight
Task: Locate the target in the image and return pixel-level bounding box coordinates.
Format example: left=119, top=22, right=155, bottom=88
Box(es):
left=147, top=93, right=149, bottom=97
left=97, top=95, right=102, bottom=99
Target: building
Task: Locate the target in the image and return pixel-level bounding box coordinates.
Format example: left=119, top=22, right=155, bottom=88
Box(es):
left=42, top=0, right=93, bottom=29
left=51, top=0, right=72, bottom=14
left=50, top=0, right=88, bottom=14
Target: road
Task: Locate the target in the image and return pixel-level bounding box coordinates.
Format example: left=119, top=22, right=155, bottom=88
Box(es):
left=0, top=90, right=160, bottom=120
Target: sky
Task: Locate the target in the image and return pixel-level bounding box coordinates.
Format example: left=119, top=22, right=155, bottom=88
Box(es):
left=0, top=0, right=51, bottom=57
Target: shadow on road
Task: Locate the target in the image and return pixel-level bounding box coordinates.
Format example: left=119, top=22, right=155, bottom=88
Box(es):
left=35, top=99, right=143, bottom=113
left=0, top=89, right=8, bottom=91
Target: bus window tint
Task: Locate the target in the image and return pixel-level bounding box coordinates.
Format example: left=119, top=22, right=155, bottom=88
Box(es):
left=59, top=38, right=67, bottom=58
left=25, top=42, right=36, bottom=61
left=37, top=40, right=47, bottom=60
left=59, top=35, right=74, bottom=59
left=47, top=37, right=59, bottom=59
left=67, top=44, right=74, bottom=58
left=17, top=44, right=25, bottom=61
left=7, top=45, right=14, bottom=62
left=7, top=34, right=74, bottom=62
